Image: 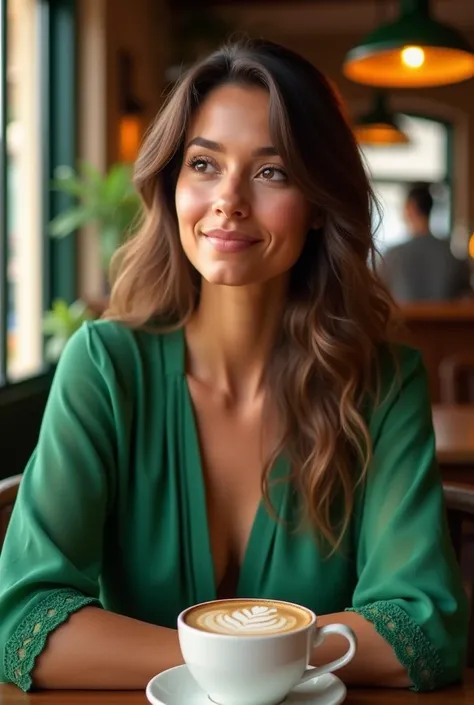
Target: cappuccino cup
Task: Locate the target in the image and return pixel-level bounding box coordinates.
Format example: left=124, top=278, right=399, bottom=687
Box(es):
left=177, top=598, right=356, bottom=705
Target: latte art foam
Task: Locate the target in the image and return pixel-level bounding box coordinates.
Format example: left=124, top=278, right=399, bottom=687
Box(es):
left=204, top=606, right=295, bottom=634
left=185, top=599, right=313, bottom=636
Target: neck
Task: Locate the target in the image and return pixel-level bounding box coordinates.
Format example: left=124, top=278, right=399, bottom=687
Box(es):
left=412, top=218, right=430, bottom=237
left=185, top=278, right=288, bottom=402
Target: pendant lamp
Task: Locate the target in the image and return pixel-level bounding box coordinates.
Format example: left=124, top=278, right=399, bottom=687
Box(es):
left=344, top=0, right=474, bottom=88
left=353, top=92, right=409, bottom=146
left=118, top=51, right=145, bottom=162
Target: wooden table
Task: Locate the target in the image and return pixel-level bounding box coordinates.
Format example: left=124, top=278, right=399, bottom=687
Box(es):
left=433, top=405, right=474, bottom=481
left=394, top=301, right=474, bottom=402
left=1, top=675, right=474, bottom=703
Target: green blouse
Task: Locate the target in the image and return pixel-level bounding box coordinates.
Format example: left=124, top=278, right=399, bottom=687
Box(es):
left=0, top=321, right=467, bottom=692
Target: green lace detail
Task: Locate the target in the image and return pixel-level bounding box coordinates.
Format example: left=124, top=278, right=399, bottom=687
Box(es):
left=347, top=601, right=444, bottom=691
left=4, top=588, right=101, bottom=692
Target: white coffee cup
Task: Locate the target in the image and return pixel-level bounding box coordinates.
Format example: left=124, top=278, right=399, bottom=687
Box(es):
left=177, top=598, right=356, bottom=705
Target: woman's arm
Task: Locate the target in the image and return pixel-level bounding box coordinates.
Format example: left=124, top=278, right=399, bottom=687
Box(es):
left=35, top=608, right=409, bottom=690
left=333, top=348, right=468, bottom=691
left=0, top=324, right=138, bottom=691
left=34, top=607, right=183, bottom=689
left=311, top=612, right=411, bottom=688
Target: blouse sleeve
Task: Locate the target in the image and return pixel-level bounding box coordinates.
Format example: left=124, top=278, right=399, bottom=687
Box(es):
left=0, top=323, right=118, bottom=691
left=347, top=348, right=468, bottom=691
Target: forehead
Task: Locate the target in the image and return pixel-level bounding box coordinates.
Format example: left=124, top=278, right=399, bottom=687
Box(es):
left=187, top=83, right=272, bottom=146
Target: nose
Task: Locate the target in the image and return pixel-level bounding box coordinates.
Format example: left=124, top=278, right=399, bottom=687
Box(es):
left=212, top=177, right=250, bottom=220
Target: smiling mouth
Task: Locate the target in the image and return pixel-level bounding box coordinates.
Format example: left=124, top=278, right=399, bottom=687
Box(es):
left=202, top=229, right=261, bottom=253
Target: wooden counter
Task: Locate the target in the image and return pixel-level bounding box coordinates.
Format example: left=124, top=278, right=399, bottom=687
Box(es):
left=394, top=301, right=474, bottom=402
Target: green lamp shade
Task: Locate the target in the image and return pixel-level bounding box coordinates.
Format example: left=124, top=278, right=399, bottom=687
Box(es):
left=353, top=93, right=409, bottom=146
left=344, top=0, right=474, bottom=87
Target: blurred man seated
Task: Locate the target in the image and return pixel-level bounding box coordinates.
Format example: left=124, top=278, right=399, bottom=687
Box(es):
left=381, top=183, right=471, bottom=302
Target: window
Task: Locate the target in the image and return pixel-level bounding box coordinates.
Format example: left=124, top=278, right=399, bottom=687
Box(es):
left=360, top=115, right=452, bottom=253
left=0, top=0, right=76, bottom=387
left=5, top=0, right=43, bottom=380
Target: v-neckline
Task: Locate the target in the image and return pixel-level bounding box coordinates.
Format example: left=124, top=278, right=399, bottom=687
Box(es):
left=174, top=327, right=291, bottom=601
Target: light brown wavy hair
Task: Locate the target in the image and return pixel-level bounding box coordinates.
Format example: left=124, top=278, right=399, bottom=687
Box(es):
left=106, top=39, right=397, bottom=550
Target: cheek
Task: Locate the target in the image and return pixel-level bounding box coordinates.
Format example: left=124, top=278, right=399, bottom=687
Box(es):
left=175, top=180, right=207, bottom=229
left=259, top=191, right=312, bottom=248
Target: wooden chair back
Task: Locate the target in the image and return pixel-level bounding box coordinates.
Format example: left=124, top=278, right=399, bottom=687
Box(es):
left=444, top=481, right=474, bottom=667
left=439, top=354, right=474, bottom=404
left=0, top=474, right=22, bottom=551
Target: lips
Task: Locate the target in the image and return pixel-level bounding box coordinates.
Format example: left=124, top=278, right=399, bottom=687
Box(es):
left=202, top=229, right=260, bottom=243
left=202, top=229, right=261, bottom=253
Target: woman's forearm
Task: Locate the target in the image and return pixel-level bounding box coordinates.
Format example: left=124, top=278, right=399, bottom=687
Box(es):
left=311, top=612, right=411, bottom=688
left=33, top=607, right=410, bottom=690
left=33, top=606, right=183, bottom=689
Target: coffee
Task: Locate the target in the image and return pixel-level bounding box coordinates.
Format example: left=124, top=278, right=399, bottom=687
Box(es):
left=184, top=599, right=312, bottom=636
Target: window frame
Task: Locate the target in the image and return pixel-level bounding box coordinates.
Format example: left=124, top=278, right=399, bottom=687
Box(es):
left=0, top=0, right=77, bottom=393
left=42, top=0, right=77, bottom=308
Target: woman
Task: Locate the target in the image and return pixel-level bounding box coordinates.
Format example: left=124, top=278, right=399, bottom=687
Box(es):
left=0, top=39, right=467, bottom=693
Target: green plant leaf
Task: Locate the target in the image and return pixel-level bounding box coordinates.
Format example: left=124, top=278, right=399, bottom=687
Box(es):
left=44, top=336, right=70, bottom=364
left=48, top=206, right=93, bottom=237
left=50, top=168, right=87, bottom=199
left=79, top=162, right=106, bottom=195
left=42, top=299, right=93, bottom=357
left=42, top=311, right=63, bottom=336
left=68, top=300, right=89, bottom=320
left=48, top=160, right=141, bottom=270
left=52, top=299, right=71, bottom=320
left=104, top=163, right=134, bottom=203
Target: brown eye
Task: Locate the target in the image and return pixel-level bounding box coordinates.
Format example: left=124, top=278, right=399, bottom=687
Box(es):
left=258, top=166, right=287, bottom=182
left=186, top=156, right=218, bottom=175
left=192, top=159, right=208, bottom=172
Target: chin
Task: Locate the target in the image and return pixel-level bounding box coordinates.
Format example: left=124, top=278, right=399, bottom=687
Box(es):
left=197, top=262, right=258, bottom=287
left=202, top=272, right=255, bottom=287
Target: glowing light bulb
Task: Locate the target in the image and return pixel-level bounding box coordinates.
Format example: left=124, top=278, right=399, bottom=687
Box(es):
left=469, top=233, right=474, bottom=259
left=401, top=46, right=425, bottom=69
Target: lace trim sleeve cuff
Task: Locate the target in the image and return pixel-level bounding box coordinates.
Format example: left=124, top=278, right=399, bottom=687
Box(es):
left=346, top=600, right=444, bottom=691
left=4, top=588, right=101, bottom=692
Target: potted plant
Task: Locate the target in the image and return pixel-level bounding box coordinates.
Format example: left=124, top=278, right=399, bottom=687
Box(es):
left=42, top=162, right=141, bottom=360
left=48, top=161, right=141, bottom=273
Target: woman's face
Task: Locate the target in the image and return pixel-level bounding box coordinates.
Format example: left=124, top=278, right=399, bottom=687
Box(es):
left=175, top=83, right=314, bottom=287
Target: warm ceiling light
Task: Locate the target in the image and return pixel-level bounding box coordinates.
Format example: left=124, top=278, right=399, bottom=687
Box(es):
left=343, top=0, right=474, bottom=88
left=353, top=92, right=410, bottom=147
left=354, top=123, right=410, bottom=146
left=401, top=46, right=425, bottom=68
left=469, top=233, right=474, bottom=260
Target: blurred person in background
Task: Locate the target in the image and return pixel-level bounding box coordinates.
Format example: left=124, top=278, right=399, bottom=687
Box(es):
left=381, top=183, right=471, bottom=302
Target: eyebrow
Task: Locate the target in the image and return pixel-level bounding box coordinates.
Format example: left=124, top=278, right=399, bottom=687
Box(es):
left=186, top=136, right=279, bottom=158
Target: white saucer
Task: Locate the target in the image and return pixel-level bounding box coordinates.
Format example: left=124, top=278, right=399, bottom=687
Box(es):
left=146, top=664, right=346, bottom=705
